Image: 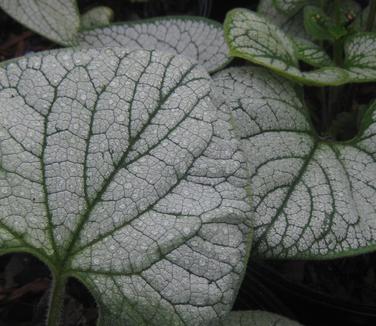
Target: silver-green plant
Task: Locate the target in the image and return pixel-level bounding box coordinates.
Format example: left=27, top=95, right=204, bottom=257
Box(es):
left=0, top=47, right=253, bottom=325
left=1, top=0, right=376, bottom=325
left=213, top=66, right=376, bottom=258
left=220, top=0, right=376, bottom=260
left=0, top=3, right=306, bottom=323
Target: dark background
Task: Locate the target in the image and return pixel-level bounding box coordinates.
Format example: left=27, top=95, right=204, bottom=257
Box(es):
left=0, top=1, right=376, bottom=325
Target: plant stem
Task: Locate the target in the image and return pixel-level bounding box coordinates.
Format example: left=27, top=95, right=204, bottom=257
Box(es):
left=333, top=0, right=343, bottom=66
left=327, top=86, right=337, bottom=132
left=46, top=272, right=66, bottom=326
left=320, top=0, right=325, bottom=10
left=333, top=41, right=343, bottom=66
left=320, top=87, right=328, bottom=132
left=366, top=0, right=376, bottom=31
left=334, top=0, right=341, bottom=25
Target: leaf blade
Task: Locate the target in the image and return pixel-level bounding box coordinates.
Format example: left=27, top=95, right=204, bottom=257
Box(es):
left=224, top=8, right=349, bottom=86
left=0, top=0, right=80, bottom=45
left=0, top=48, right=252, bottom=324
left=214, top=66, right=376, bottom=259
left=77, top=16, right=231, bottom=74
left=344, top=32, right=376, bottom=82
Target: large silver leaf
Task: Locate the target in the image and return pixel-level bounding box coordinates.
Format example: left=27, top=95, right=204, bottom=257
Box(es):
left=214, top=66, right=376, bottom=259
left=77, top=16, right=231, bottom=74
left=0, top=0, right=80, bottom=45
left=0, top=48, right=252, bottom=324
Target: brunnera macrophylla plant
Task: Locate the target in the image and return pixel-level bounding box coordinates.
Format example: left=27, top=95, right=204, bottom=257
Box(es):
left=0, top=47, right=254, bottom=325
left=0, top=6, right=298, bottom=324
left=218, top=0, right=376, bottom=260
left=50, top=0, right=376, bottom=262
left=213, top=66, right=376, bottom=259
left=1, top=1, right=376, bottom=325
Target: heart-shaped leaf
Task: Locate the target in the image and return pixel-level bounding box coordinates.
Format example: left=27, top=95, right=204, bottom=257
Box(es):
left=224, top=8, right=349, bottom=86
left=303, top=5, right=347, bottom=41
left=214, top=66, right=376, bottom=259
left=326, top=0, right=361, bottom=28
left=81, top=6, right=113, bottom=30
left=77, top=16, right=231, bottom=74
left=0, top=48, right=252, bottom=325
left=344, top=32, right=376, bottom=82
left=0, top=0, right=80, bottom=45
left=217, top=310, right=302, bottom=325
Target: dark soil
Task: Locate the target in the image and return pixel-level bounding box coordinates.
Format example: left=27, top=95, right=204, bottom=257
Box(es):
left=0, top=1, right=376, bottom=325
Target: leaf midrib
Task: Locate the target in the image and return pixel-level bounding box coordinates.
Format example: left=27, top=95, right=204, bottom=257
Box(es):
left=70, top=93, right=211, bottom=259
left=58, top=57, right=202, bottom=268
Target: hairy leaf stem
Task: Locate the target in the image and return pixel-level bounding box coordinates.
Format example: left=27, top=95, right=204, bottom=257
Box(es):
left=46, top=272, right=66, bottom=326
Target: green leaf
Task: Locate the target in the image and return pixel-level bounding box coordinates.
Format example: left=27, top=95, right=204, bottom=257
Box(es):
left=0, top=48, right=252, bottom=325
left=326, top=0, right=361, bottom=28
left=303, top=5, right=347, bottom=41
left=81, top=6, right=114, bottom=30
left=273, top=0, right=307, bottom=16
left=0, top=0, right=80, bottom=45
left=214, top=66, right=376, bottom=259
left=344, top=32, right=376, bottom=82
left=258, top=0, right=310, bottom=39
left=217, top=310, right=303, bottom=325
left=77, top=16, right=231, bottom=74
left=224, top=8, right=349, bottom=86
left=292, top=37, right=332, bottom=67
left=262, top=0, right=362, bottom=37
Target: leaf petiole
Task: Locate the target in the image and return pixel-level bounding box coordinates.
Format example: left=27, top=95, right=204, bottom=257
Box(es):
left=46, top=271, right=66, bottom=326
